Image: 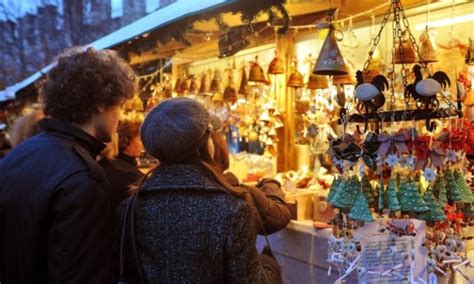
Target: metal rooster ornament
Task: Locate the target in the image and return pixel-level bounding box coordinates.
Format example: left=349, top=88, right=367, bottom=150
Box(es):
left=354, top=71, right=388, bottom=114
left=405, top=64, right=451, bottom=111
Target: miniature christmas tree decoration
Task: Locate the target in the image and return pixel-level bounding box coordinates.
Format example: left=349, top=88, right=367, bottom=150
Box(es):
left=328, top=176, right=342, bottom=203
left=386, top=178, right=401, bottom=212
left=361, top=174, right=376, bottom=208
left=453, top=170, right=474, bottom=204
left=446, top=170, right=463, bottom=203
left=433, top=175, right=448, bottom=207
left=348, top=192, right=375, bottom=222
left=377, top=179, right=385, bottom=212
left=330, top=175, right=361, bottom=209
left=399, top=180, right=429, bottom=213
left=418, top=189, right=446, bottom=222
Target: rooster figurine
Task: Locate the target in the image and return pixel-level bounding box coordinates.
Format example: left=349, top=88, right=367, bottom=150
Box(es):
left=354, top=70, right=389, bottom=114
left=405, top=64, right=451, bottom=110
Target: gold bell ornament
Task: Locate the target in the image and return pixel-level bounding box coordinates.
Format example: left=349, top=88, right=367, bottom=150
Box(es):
left=248, top=56, right=267, bottom=84
left=418, top=28, right=438, bottom=63
left=313, top=25, right=348, bottom=76
left=238, top=67, right=250, bottom=96
left=268, top=50, right=285, bottom=75
left=288, top=58, right=304, bottom=88
left=199, top=72, right=210, bottom=95
left=394, top=30, right=416, bottom=64
left=307, top=74, right=329, bottom=89
left=212, top=92, right=224, bottom=102
left=332, top=64, right=355, bottom=85
left=188, top=76, right=199, bottom=94
left=174, top=76, right=182, bottom=93
left=268, top=127, right=277, bottom=137
left=179, top=77, right=189, bottom=94
left=209, top=70, right=222, bottom=93
left=223, top=72, right=237, bottom=104
left=362, top=67, right=381, bottom=83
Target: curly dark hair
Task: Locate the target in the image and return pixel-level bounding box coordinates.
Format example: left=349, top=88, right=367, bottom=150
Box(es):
left=39, top=47, right=137, bottom=124
left=117, top=120, right=141, bottom=153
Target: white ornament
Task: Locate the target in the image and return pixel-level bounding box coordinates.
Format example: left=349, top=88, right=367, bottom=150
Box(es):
left=386, top=154, right=400, bottom=168
left=423, top=168, right=437, bottom=182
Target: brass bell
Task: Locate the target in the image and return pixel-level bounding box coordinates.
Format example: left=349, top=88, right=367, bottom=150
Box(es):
left=163, top=87, right=172, bottom=99
left=209, top=70, right=222, bottom=93
left=313, top=25, right=348, bottom=76
left=199, top=72, right=209, bottom=95
left=394, top=30, right=416, bottom=64
left=288, top=58, right=304, bottom=88
left=179, top=78, right=189, bottom=94
left=174, top=77, right=182, bottom=93
left=238, top=68, right=250, bottom=96
left=418, top=29, right=437, bottom=63
left=223, top=73, right=237, bottom=104
left=248, top=56, right=267, bottom=83
left=223, top=86, right=237, bottom=104
left=268, top=50, right=285, bottom=75
left=188, top=76, right=198, bottom=94
left=332, top=65, right=355, bottom=85
left=362, top=68, right=380, bottom=83
left=307, top=74, right=328, bottom=89
left=212, top=92, right=223, bottom=102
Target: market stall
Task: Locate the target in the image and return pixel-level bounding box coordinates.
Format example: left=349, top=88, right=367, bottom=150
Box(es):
left=2, top=0, right=474, bottom=283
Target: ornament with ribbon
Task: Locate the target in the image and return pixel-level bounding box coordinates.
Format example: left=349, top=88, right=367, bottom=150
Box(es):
left=414, top=135, right=445, bottom=170
left=437, top=129, right=466, bottom=152
left=377, top=130, right=410, bottom=158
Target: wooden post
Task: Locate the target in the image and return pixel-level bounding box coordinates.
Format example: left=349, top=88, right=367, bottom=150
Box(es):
left=276, top=30, right=297, bottom=172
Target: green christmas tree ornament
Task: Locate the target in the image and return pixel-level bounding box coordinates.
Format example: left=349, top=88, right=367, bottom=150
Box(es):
left=328, top=176, right=342, bottom=203
left=418, top=189, right=446, bottom=222
left=462, top=203, right=474, bottom=219
left=453, top=170, right=474, bottom=204
left=386, top=178, right=401, bottom=212
left=399, top=181, right=429, bottom=213
left=330, top=175, right=361, bottom=209
left=446, top=170, right=463, bottom=203
left=348, top=192, right=375, bottom=222
left=377, top=179, right=385, bottom=212
left=433, top=175, right=448, bottom=207
left=361, top=174, right=376, bottom=208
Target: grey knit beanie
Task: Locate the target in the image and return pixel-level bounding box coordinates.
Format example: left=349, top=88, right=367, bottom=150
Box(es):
left=141, top=97, right=212, bottom=163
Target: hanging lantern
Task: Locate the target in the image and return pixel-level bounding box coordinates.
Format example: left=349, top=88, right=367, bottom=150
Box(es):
left=307, top=74, right=329, bottom=89
left=288, top=58, right=304, bottom=88
left=394, top=30, right=416, bottom=64
left=313, top=25, right=348, bottom=76
left=268, top=50, right=285, bottom=75
left=209, top=70, right=222, bottom=93
left=249, top=56, right=267, bottom=83
left=418, top=29, right=438, bottom=63
left=188, top=76, right=199, bottom=94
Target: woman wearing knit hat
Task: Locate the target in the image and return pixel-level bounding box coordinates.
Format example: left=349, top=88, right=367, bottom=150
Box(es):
left=119, top=97, right=282, bottom=283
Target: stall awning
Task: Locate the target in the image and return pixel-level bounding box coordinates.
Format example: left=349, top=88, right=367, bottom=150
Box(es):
left=0, top=0, right=235, bottom=102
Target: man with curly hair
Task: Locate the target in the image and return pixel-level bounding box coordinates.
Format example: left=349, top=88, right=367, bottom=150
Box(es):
left=0, top=47, right=137, bottom=283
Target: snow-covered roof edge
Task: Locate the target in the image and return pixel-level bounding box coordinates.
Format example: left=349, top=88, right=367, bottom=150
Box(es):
left=0, top=0, right=235, bottom=102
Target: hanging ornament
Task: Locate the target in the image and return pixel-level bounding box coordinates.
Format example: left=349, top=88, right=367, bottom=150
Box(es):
left=386, top=154, right=400, bottom=168
left=274, top=117, right=284, bottom=128
left=418, top=28, right=438, bottom=63
left=313, top=24, right=348, bottom=76
left=188, top=76, right=199, bottom=94
left=248, top=56, right=267, bottom=83
left=394, top=30, right=416, bottom=64
left=307, top=74, right=329, bottom=90
left=209, top=70, right=222, bottom=93
left=259, top=110, right=271, bottom=122
left=268, top=50, right=285, bottom=75
left=199, top=72, right=209, bottom=95
left=223, top=69, right=237, bottom=104
left=287, top=58, right=304, bottom=88
left=238, top=67, right=250, bottom=96
left=423, top=168, right=437, bottom=182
